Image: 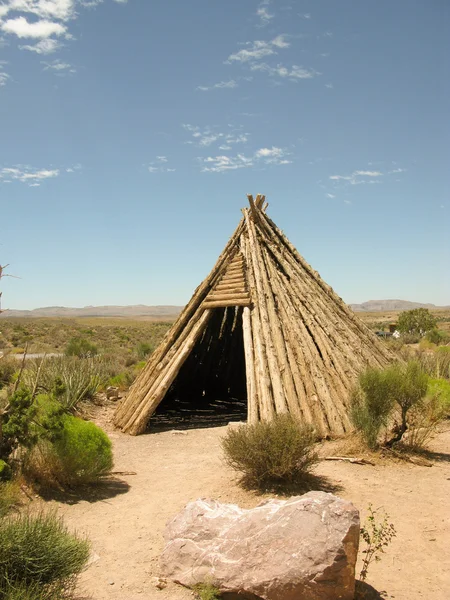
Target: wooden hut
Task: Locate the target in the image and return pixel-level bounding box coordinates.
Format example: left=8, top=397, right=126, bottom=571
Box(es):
left=114, top=195, right=393, bottom=436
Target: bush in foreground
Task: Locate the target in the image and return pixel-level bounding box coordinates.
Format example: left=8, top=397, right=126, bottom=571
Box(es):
left=26, top=416, right=113, bottom=489
left=222, top=415, right=318, bottom=488
left=0, top=511, right=89, bottom=598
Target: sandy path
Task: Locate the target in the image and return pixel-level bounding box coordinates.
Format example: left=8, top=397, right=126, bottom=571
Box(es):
left=44, top=409, right=450, bottom=600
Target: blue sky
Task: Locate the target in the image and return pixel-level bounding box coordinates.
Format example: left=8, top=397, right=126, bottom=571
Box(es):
left=1, top=0, right=449, bottom=310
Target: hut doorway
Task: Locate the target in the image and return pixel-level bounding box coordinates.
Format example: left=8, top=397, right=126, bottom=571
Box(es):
left=149, top=306, right=247, bottom=431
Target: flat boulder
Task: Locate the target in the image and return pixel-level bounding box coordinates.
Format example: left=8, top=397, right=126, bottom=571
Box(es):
left=161, top=491, right=359, bottom=600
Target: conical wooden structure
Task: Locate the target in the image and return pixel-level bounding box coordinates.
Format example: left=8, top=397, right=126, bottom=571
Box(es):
left=114, top=195, right=393, bottom=436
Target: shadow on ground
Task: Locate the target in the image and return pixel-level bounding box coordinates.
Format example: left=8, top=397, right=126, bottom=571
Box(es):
left=239, top=472, right=344, bottom=497
left=419, top=449, right=450, bottom=463
left=354, top=580, right=387, bottom=599
left=39, top=477, right=130, bottom=505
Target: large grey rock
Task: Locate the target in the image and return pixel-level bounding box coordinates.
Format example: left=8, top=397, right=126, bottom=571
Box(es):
left=161, top=491, right=360, bottom=600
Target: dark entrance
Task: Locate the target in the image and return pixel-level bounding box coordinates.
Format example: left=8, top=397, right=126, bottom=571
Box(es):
left=149, top=306, right=248, bottom=431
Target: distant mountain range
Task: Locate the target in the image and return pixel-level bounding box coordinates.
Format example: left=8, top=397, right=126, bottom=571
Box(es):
left=0, top=300, right=448, bottom=319
left=349, top=300, right=449, bottom=312
left=0, top=305, right=183, bottom=319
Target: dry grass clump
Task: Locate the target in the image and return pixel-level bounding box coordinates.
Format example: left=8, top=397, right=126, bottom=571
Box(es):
left=0, top=510, right=90, bottom=599
left=222, top=415, right=318, bottom=489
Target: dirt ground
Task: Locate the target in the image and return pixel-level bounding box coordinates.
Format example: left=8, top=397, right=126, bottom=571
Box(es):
left=40, top=405, right=450, bottom=600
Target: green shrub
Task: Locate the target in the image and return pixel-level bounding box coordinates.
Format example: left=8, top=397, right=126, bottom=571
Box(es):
left=397, top=394, right=444, bottom=451
left=351, top=361, right=429, bottom=449
left=0, top=481, right=21, bottom=518
left=400, top=332, right=421, bottom=345
left=0, top=389, right=38, bottom=461
left=0, top=358, right=16, bottom=390
left=397, top=308, right=437, bottom=336
left=27, top=416, right=113, bottom=488
left=0, top=579, right=66, bottom=600
left=136, top=342, right=153, bottom=360
left=23, top=356, right=107, bottom=411
left=64, top=337, right=98, bottom=358
left=0, top=390, right=64, bottom=464
left=222, top=415, right=318, bottom=488
left=193, top=582, right=222, bottom=600
left=389, top=361, right=428, bottom=435
left=0, top=460, right=12, bottom=482
left=414, top=346, right=450, bottom=379
left=424, top=329, right=449, bottom=345
left=427, top=378, right=450, bottom=415
left=108, top=371, right=134, bottom=390
left=350, top=368, right=395, bottom=449
left=0, top=511, right=89, bottom=596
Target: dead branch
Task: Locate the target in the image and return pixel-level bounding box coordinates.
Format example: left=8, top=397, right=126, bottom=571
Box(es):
left=324, top=456, right=375, bottom=466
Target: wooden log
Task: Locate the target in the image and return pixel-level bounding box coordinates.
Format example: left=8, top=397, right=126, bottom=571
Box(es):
left=219, top=272, right=245, bottom=281
left=214, top=283, right=248, bottom=293
left=260, top=242, right=350, bottom=435
left=245, top=211, right=288, bottom=416
left=263, top=249, right=331, bottom=436
left=241, top=232, right=275, bottom=422
left=324, top=457, right=375, bottom=466
left=258, top=247, right=307, bottom=423
left=207, top=292, right=251, bottom=301
left=203, top=299, right=252, bottom=308
left=242, top=306, right=259, bottom=424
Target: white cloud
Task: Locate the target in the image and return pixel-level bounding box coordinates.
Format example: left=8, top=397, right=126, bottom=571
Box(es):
left=41, top=58, right=75, bottom=72
left=226, top=35, right=289, bottom=63
left=0, top=165, right=60, bottom=186
left=325, top=82, right=333, bottom=89
left=251, top=62, right=318, bottom=80
left=225, top=34, right=318, bottom=85
left=0, top=1, right=129, bottom=61
left=256, top=1, right=274, bottom=26
left=389, top=167, right=407, bottom=174
left=1, top=16, right=67, bottom=38
left=197, top=79, right=238, bottom=92
left=183, top=124, right=249, bottom=148
left=300, top=13, right=311, bottom=19
left=147, top=156, right=175, bottom=173
left=329, top=169, right=384, bottom=186
left=354, top=170, right=383, bottom=177
left=0, top=1, right=76, bottom=22
left=199, top=146, right=291, bottom=173
left=254, top=146, right=283, bottom=158
left=326, top=193, right=335, bottom=198
left=20, top=37, right=61, bottom=53
left=0, top=62, right=9, bottom=86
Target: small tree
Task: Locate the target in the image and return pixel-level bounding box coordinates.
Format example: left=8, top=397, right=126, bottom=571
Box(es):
left=397, top=308, right=437, bottom=337
left=389, top=361, right=428, bottom=436
left=65, top=337, right=98, bottom=358
left=350, top=368, right=395, bottom=449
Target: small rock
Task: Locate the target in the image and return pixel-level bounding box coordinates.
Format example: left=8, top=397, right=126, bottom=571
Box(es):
left=170, top=430, right=188, bottom=435
left=151, top=577, right=167, bottom=590
left=106, top=386, right=120, bottom=400
left=108, top=580, right=115, bottom=585
left=227, top=421, right=245, bottom=428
